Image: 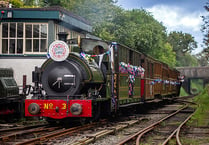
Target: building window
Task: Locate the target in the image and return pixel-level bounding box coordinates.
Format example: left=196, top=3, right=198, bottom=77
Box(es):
left=2, top=23, right=23, bottom=54
left=25, top=23, right=48, bottom=53
left=1, top=22, right=48, bottom=54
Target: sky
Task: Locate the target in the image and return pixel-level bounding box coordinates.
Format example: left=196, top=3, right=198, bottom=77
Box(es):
left=116, top=0, right=208, bottom=54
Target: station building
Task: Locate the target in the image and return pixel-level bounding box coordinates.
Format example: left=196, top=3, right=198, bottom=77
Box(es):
left=0, top=6, right=93, bottom=87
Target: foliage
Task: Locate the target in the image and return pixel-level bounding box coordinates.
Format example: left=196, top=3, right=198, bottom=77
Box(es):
left=196, top=52, right=209, bottom=66
left=168, top=31, right=197, bottom=54
left=10, top=0, right=24, bottom=8
left=54, top=1, right=171, bottom=62
left=94, top=9, right=176, bottom=66
left=175, top=52, right=199, bottom=67
left=59, top=0, right=119, bottom=26
left=201, top=1, right=209, bottom=60
left=168, top=31, right=199, bottom=66
left=21, top=0, right=63, bottom=7
left=155, top=43, right=176, bottom=67
left=22, top=0, right=33, bottom=6
left=39, top=0, right=63, bottom=6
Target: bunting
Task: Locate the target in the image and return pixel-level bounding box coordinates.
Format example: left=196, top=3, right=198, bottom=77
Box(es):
left=119, top=62, right=145, bottom=96
left=80, top=51, right=110, bottom=67
left=150, top=79, right=181, bottom=85
left=119, top=62, right=145, bottom=80
left=178, top=75, right=185, bottom=82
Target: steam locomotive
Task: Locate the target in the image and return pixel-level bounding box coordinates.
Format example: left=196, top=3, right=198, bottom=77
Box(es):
left=25, top=38, right=181, bottom=122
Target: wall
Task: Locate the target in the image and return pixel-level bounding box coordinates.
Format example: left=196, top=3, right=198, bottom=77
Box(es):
left=0, top=58, right=46, bottom=86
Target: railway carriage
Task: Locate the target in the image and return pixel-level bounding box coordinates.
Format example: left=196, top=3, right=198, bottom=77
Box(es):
left=153, top=60, right=163, bottom=97
left=25, top=38, right=181, bottom=122
left=117, top=44, right=143, bottom=107
left=141, top=54, right=155, bottom=100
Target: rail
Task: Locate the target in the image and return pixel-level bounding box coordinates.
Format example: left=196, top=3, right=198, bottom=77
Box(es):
left=117, top=103, right=195, bottom=145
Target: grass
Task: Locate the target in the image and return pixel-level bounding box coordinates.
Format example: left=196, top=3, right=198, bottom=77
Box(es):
left=179, top=85, right=209, bottom=145
left=180, top=136, right=209, bottom=145
left=188, top=85, right=209, bottom=127
left=180, top=87, right=189, bottom=96
left=190, top=79, right=204, bottom=95
left=180, top=79, right=204, bottom=96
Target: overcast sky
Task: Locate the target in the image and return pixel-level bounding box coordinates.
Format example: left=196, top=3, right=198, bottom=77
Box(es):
left=116, top=0, right=208, bottom=54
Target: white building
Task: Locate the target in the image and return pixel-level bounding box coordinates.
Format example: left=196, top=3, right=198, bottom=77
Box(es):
left=0, top=6, right=93, bottom=87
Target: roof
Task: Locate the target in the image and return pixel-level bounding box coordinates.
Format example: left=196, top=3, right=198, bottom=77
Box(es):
left=0, top=6, right=92, bottom=33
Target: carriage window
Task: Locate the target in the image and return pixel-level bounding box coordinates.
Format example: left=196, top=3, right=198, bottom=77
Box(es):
left=133, top=52, right=140, bottom=66
left=120, top=47, right=126, bottom=63
left=147, top=62, right=150, bottom=78
left=129, top=50, right=133, bottom=64
left=151, top=63, right=154, bottom=78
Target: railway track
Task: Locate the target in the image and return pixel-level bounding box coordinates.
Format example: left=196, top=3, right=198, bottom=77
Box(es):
left=0, top=120, right=108, bottom=145
left=0, top=116, right=158, bottom=145
left=0, top=124, right=61, bottom=145
left=117, top=101, right=196, bottom=145
left=0, top=123, right=48, bottom=134
left=49, top=101, right=191, bottom=145
left=0, top=98, right=196, bottom=145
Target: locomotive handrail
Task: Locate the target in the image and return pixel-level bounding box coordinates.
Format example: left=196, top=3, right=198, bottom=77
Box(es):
left=44, top=95, right=85, bottom=98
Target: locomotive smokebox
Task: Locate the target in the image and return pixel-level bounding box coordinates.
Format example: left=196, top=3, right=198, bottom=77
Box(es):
left=41, top=60, right=83, bottom=96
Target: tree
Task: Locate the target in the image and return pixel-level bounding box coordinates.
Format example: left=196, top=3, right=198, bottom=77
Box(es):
left=62, top=0, right=119, bottom=26
left=196, top=52, right=208, bottom=66
left=156, top=43, right=176, bottom=67
left=167, top=31, right=199, bottom=66
left=95, top=9, right=167, bottom=51
left=39, top=0, right=63, bottom=6
left=201, top=1, right=209, bottom=61
left=168, top=31, right=197, bottom=54
left=10, top=0, right=24, bottom=8
left=20, top=0, right=176, bottom=66
left=176, top=53, right=199, bottom=67
left=94, top=9, right=176, bottom=65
